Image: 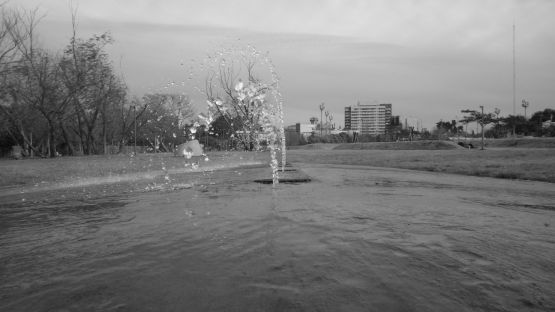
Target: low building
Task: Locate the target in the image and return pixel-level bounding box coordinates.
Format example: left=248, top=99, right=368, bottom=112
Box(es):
left=286, top=123, right=316, bottom=138
left=285, top=123, right=317, bottom=146
left=400, top=116, right=422, bottom=132
left=297, top=123, right=317, bottom=136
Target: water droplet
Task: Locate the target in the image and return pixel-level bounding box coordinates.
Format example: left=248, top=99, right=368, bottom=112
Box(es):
left=234, top=80, right=244, bottom=91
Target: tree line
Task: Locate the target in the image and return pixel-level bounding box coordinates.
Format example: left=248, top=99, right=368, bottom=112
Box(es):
left=0, top=5, right=196, bottom=158
left=436, top=108, right=555, bottom=138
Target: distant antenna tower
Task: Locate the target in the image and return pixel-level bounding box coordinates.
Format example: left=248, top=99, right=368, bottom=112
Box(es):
left=512, top=22, right=516, bottom=136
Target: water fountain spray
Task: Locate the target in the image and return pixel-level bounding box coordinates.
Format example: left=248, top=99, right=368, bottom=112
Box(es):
left=189, top=45, right=286, bottom=185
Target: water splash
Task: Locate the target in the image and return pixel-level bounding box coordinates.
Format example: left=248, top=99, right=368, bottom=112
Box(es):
left=187, top=45, right=286, bottom=185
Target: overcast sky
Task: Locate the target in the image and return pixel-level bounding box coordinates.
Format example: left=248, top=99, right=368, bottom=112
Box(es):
left=14, top=0, right=555, bottom=129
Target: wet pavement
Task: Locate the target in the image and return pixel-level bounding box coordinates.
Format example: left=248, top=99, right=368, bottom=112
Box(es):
left=1, top=163, right=554, bottom=311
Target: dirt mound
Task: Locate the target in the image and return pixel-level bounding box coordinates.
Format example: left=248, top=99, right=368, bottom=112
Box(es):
left=332, top=140, right=461, bottom=150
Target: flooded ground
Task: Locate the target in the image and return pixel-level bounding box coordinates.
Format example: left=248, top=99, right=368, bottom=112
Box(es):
left=1, top=162, right=554, bottom=311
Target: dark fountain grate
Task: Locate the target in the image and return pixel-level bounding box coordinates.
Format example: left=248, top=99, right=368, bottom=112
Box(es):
left=254, top=163, right=311, bottom=184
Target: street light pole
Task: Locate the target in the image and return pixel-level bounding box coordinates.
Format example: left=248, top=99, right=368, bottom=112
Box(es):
left=325, top=111, right=329, bottom=135
left=521, top=99, right=529, bottom=119
left=132, top=105, right=137, bottom=155
left=480, top=105, right=484, bottom=150
left=319, top=102, right=325, bottom=137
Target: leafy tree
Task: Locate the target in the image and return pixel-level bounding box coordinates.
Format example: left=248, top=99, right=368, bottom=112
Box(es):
left=501, top=115, right=530, bottom=136
left=61, top=30, right=126, bottom=154
left=210, top=114, right=242, bottom=139
left=433, top=120, right=462, bottom=139
left=460, top=109, right=496, bottom=148
left=460, top=109, right=495, bottom=126
left=460, top=109, right=495, bottom=135
left=135, top=93, right=195, bottom=151
left=435, top=120, right=458, bottom=133
left=543, top=125, right=555, bottom=137
left=529, top=108, right=555, bottom=123
left=528, top=108, right=555, bottom=136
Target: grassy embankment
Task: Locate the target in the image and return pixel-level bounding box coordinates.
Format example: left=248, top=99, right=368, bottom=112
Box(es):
left=0, top=151, right=268, bottom=189
left=1, top=138, right=554, bottom=188
left=287, top=139, right=555, bottom=183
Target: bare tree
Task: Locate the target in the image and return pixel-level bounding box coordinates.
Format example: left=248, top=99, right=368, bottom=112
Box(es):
left=0, top=5, right=50, bottom=156
left=204, top=54, right=280, bottom=151
left=0, top=4, right=130, bottom=157
left=0, top=4, right=23, bottom=76
left=115, top=96, right=146, bottom=153
left=13, top=49, right=72, bottom=156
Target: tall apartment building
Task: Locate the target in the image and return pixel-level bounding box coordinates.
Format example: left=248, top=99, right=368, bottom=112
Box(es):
left=344, top=101, right=392, bottom=135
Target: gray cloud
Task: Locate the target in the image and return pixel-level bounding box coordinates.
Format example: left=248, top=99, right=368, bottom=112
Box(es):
left=16, top=0, right=555, bottom=128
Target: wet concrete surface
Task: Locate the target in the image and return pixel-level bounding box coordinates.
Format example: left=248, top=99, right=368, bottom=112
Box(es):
left=1, top=163, right=554, bottom=311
